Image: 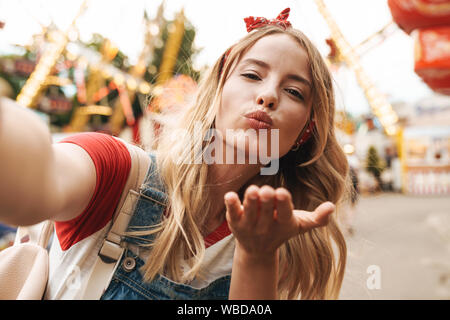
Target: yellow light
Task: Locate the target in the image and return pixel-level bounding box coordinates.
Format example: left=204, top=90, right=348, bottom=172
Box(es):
left=153, top=85, right=164, bottom=96
left=378, top=104, right=392, bottom=114
left=26, top=81, right=40, bottom=94
left=167, top=23, right=176, bottom=33
left=157, top=9, right=185, bottom=85
left=139, top=82, right=151, bottom=94
left=383, top=113, right=398, bottom=126
left=100, top=66, right=112, bottom=79
left=371, top=96, right=386, bottom=109
left=79, top=105, right=113, bottom=116
left=113, top=73, right=125, bottom=85
left=17, top=95, right=32, bottom=108
left=343, top=144, right=355, bottom=154
left=126, top=78, right=137, bottom=91
left=39, top=55, right=53, bottom=67
left=150, top=23, right=160, bottom=36
left=386, top=126, right=398, bottom=136
left=66, top=51, right=77, bottom=61
left=33, top=71, right=47, bottom=82
left=365, top=87, right=377, bottom=99
left=67, top=28, right=79, bottom=42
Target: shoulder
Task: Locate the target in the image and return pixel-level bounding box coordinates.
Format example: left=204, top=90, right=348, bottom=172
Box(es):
left=53, top=133, right=142, bottom=250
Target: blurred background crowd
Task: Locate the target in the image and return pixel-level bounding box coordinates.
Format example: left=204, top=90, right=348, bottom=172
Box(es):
left=0, top=0, right=449, bottom=299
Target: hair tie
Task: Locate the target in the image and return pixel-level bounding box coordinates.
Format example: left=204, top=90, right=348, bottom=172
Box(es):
left=219, top=8, right=292, bottom=77
left=244, top=8, right=292, bottom=33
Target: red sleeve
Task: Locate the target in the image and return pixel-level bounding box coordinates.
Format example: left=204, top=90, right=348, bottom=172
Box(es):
left=54, top=132, right=131, bottom=251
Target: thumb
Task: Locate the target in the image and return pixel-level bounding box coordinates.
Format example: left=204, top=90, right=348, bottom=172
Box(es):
left=294, top=201, right=335, bottom=233
left=313, top=202, right=335, bottom=227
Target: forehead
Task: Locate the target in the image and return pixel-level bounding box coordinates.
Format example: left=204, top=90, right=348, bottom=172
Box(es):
left=239, top=33, right=310, bottom=77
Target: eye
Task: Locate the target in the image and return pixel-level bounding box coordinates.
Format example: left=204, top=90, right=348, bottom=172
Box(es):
left=285, top=88, right=304, bottom=100
left=241, top=73, right=261, bottom=81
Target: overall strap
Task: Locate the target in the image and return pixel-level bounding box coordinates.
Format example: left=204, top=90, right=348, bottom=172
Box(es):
left=79, top=144, right=150, bottom=300
left=120, top=152, right=168, bottom=247
left=141, top=152, right=166, bottom=192
left=136, top=152, right=168, bottom=208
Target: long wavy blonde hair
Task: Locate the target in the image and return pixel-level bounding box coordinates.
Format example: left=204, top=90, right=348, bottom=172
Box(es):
left=130, top=25, right=351, bottom=299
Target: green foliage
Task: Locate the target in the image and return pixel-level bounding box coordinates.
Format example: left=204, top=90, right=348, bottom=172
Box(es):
left=144, top=19, right=200, bottom=84
left=85, top=33, right=128, bottom=69
left=0, top=72, right=26, bottom=99
left=176, top=22, right=201, bottom=82
left=365, top=145, right=386, bottom=181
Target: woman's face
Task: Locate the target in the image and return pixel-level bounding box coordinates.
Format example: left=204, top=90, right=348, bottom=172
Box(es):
left=216, top=33, right=313, bottom=163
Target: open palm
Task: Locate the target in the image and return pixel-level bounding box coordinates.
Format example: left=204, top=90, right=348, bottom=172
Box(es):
left=224, top=185, right=335, bottom=257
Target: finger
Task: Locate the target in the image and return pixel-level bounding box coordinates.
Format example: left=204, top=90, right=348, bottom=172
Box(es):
left=258, top=185, right=275, bottom=228
left=242, top=185, right=259, bottom=224
left=312, top=202, right=335, bottom=226
left=224, top=192, right=242, bottom=223
left=294, top=202, right=335, bottom=233
left=274, top=188, right=293, bottom=222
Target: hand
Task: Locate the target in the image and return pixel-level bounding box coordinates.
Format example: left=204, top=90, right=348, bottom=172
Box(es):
left=224, top=185, right=335, bottom=258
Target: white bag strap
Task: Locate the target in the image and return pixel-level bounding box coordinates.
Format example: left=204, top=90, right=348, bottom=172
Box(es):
left=79, top=144, right=150, bottom=300
left=14, top=220, right=54, bottom=249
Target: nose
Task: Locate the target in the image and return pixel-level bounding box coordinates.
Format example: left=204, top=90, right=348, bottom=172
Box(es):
left=256, top=89, right=278, bottom=110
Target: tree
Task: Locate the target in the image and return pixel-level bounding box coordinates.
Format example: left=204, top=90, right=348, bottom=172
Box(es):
left=365, top=145, right=386, bottom=191
left=144, top=15, right=200, bottom=85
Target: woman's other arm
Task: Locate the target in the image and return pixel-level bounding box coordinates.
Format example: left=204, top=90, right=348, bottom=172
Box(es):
left=225, top=185, right=335, bottom=299
left=229, top=243, right=279, bottom=299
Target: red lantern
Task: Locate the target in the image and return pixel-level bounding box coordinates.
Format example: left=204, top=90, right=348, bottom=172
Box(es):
left=388, top=0, right=450, bottom=34
left=414, top=27, right=450, bottom=95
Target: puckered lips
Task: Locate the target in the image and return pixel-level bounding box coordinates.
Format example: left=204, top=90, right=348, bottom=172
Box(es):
left=244, top=110, right=273, bottom=130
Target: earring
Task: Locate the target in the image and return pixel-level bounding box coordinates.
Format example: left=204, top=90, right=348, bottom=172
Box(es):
left=291, top=117, right=315, bottom=152
left=291, top=139, right=303, bottom=152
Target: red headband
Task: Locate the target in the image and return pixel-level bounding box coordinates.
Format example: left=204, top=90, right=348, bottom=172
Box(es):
left=218, top=8, right=315, bottom=148
left=244, top=8, right=292, bottom=32
left=219, top=8, right=292, bottom=75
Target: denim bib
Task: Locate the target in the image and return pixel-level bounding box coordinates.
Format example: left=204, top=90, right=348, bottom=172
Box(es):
left=100, top=153, right=231, bottom=300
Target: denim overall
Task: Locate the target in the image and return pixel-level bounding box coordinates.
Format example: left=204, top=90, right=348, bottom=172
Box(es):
left=100, top=153, right=231, bottom=300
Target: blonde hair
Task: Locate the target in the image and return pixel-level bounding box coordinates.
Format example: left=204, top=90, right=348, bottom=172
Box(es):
left=130, top=25, right=351, bottom=299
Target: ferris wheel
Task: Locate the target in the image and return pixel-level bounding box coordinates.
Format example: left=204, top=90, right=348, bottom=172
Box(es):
left=314, top=0, right=400, bottom=137
left=315, top=0, right=450, bottom=136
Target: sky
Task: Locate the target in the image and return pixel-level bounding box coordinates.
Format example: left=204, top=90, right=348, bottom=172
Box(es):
left=0, top=0, right=434, bottom=116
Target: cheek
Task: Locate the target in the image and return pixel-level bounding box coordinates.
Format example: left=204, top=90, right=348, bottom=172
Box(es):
left=216, top=97, right=231, bottom=134
left=221, top=80, right=242, bottom=111
left=217, top=81, right=246, bottom=129
left=278, top=111, right=310, bottom=155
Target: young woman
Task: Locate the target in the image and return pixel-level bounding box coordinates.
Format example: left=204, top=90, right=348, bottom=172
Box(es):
left=0, top=8, right=350, bottom=299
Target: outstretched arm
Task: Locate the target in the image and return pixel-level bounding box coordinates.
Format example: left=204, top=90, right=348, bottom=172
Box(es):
left=0, top=97, right=96, bottom=226
left=225, top=185, right=335, bottom=299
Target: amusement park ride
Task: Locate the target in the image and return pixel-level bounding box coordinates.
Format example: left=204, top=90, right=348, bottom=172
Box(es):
left=14, top=0, right=173, bottom=136
left=315, top=0, right=400, bottom=137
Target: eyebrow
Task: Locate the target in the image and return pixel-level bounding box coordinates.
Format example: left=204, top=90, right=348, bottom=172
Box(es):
left=240, top=58, right=312, bottom=89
